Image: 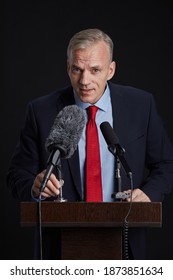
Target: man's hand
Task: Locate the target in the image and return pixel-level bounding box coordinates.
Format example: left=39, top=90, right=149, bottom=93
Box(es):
left=32, top=170, right=62, bottom=198
left=124, top=188, right=151, bottom=202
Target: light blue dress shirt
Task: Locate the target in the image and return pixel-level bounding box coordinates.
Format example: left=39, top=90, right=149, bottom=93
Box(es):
left=74, top=84, right=115, bottom=201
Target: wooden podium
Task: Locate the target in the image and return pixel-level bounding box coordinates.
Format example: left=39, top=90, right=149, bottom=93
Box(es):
left=20, top=201, right=162, bottom=259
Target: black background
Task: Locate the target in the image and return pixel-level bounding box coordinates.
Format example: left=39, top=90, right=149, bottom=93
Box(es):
left=2, top=0, right=173, bottom=259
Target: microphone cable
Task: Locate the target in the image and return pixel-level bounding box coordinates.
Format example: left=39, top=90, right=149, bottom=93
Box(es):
left=38, top=194, right=43, bottom=260
left=123, top=172, right=133, bottom=260
left=37, top=163, right=66, bottom=260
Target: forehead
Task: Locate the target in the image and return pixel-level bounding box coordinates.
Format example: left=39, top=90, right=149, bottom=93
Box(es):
left=71, top=41, right=110, bottom=64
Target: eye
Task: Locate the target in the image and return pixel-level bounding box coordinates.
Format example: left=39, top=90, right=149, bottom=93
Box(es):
left=72, top=66, right=81, bottom=73
left=92, top=68, right=100, bottom=73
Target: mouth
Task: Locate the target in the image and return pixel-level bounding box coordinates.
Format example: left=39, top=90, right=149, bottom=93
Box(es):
left=79, top=88, right=93, bottom=95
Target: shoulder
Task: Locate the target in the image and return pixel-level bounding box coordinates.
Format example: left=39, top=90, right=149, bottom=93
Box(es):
left=30, top=85, right=72, bottom=109
left=108, top=82, right=158, bottom=119
left=23, top=85, right=74, bottom=123
left=109, top=81, right=153, bottom=98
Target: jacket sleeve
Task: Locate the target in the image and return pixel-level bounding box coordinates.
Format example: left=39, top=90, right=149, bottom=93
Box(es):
left=6, top=102, right=44, bottom=201
left=141, top=94, right=173, bottom=201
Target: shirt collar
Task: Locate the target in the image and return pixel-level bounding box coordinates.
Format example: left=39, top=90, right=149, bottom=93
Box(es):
left=73, top=83, right=110, bottom=112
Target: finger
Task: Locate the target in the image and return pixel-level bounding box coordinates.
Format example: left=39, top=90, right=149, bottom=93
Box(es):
left=49, top=173, right=60, bottom=189
left=126, top=189, right=151, bottom=202
left=41, top=179, right=60, bottom=197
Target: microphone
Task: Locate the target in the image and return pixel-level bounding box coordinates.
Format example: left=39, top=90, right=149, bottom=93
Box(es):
left=100, top=121, right=132, bottom=200
left=40, top=105, right=85, bottom=192
left=100, top=121, right=132, bottom=178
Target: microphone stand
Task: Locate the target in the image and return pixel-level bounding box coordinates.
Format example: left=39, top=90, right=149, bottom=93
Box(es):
left=54, top=163, right=67, bottom=202
left=108, top=144, right=132, bottom=200
left=114, top=157, right=123, bottom=200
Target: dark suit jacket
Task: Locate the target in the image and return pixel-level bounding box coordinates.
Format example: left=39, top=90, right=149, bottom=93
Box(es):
left=7, top=81, right=173, bottom=259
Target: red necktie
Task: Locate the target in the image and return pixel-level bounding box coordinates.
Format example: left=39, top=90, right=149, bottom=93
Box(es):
left=86, top=106, right=103, bottom=202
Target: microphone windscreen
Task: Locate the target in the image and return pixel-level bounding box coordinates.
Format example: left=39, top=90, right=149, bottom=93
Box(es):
left=100, top=121, right=119, bottom=146
left=45, top=105, right=85, bottom=158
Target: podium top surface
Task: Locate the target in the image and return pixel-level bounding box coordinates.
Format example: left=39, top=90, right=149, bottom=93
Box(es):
left=20, top=201, right=162, bottom=228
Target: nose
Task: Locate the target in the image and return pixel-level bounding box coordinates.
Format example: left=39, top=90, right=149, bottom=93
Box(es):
left=79, top=71, right=90, bottom=86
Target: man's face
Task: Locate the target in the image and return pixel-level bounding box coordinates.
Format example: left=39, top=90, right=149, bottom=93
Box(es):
left=67, top=41, right=116, bottom=104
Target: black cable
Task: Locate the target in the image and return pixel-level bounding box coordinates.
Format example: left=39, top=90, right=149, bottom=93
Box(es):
left=123, top=173, right=133, bottom=260
left=123, top=219, right=129, bottom=259
left=38, top=194, right=43, bottom=260
left=37, top=163, right=65, bottom=260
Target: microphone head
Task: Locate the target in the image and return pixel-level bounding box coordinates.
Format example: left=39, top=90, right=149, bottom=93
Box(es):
left=100, top=121, right=119, bottom=146
left=45, top=105, right=85, bottom=158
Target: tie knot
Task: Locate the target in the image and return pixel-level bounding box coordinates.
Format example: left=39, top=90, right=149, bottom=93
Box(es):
left=87, top=106, right=98, bottom=121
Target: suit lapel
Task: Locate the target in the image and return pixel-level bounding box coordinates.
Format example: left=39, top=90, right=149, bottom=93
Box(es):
left=109, top=82, right=138, bottom=147
left=68, top=149, right=83, bottom=199
left=110, top=83, right=128, bottom=146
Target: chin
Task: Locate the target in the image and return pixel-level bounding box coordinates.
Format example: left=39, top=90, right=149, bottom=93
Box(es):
left=79, top=96, right=92, bottom=103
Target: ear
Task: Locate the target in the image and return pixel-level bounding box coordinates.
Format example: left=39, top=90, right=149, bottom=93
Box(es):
left=67, top=61, right=70, bottom=73
left=107, top=61, right=116, bottom=81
